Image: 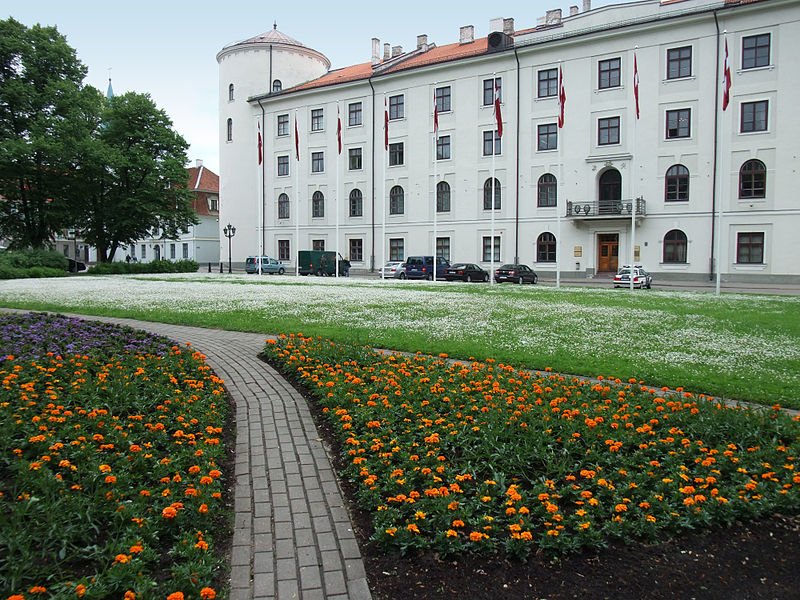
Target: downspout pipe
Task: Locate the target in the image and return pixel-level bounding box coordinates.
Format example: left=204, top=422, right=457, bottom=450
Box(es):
left=710, top=12, right=722, bottom=280
left=514, top=47, right=521, bottom=264
left=368, top=77, right=377, bottom=272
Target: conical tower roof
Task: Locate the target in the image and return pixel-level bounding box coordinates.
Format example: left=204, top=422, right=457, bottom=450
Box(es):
left=223, top=24, right=305, bottom=51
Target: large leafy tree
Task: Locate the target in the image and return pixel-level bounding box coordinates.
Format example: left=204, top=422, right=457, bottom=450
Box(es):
left=0, top=18, right=89, bottom=248
left=76, top=92, right=196, bottom=262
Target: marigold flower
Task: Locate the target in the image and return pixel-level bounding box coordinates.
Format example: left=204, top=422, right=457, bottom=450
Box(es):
left=161, top=506, right=178, bottom=519
left=114, top=554, right=130, bottom=564
left=200, top=588, right=216, bottom=600
left=29, top=587, right=47, bottom=594
left=195, top=540, right=209, bottom=550
left=75, top=583, right=87, bottom=597
left=99, top=464, right=112, bottom=473
left=167, top=593, right=184, bottom=600
left=105, top=475, right=117, bottom=484
left=8, top=595, right=25, bottom=600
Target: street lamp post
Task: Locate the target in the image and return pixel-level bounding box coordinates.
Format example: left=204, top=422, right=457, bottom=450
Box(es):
left=223, top=223, right=236, bottom=273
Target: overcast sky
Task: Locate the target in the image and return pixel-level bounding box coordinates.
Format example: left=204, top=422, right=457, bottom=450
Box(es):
left=8, top=0, right=615, bottom=173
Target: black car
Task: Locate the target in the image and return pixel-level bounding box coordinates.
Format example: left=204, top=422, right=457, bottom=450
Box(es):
left=443, top=263, right=489, bottom=282
left=494, top=263, right=538, bottom=284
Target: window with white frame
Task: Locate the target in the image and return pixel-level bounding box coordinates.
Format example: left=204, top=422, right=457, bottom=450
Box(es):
left=278, top=239, right=290, bottom=261
left=666, top=46, right=692, bottom=79
left=736, top=232, right=764, bottom=264
left=436, top=135, right=451, bottom=160
left=482, top=130, right=500, bottom=156
left=349, top=238, right=363, bottom=261
left=389, top=94, right=404, bottom=120
left=436, top=181, right=451, bottom=213
left=311, top=108, right=324, bottom=131
left=278, top=193, right=290, bottom=219
left=389, top=142, right=404, bottom=166
left=537, top=123, right=558, bottom=151
left=348, top=102, right=362, bottom=126
left=740, top=100, right=768, bottom=133
left=389, top=238, right=404, bottom=261
left=598, top=116, right=620, bottom=145
left=436, top=237, right=450, bottom=260
left=742, top=34, right=770, bottom=69
left=348, top=147, right=362, bottom=170
left=482, top=236, right=500, bottom=262
left=483, top=77, right=501, bottom=106
left=435, top=86, right=451, bottom=112
left=311, top=151, right=324, bottom=173
left=666, top=109, right=691, bottom=139
left=389, top=185, right=404, bottom=215
left=277, top=155, right=289, bottom=177
left=277, top=114, right=289, bottom=136
left=312, top=191, right=324, bottom=218
left=537, top=68, right=558, bottom=98
left=598, top=58, right=621, bottom=89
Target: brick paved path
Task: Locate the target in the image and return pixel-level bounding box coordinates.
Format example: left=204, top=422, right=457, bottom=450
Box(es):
left=20, top=313, right=373, bottom=600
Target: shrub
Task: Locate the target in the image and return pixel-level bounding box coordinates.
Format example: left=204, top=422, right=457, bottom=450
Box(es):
left=88, top=259, right=199, bottom=275
left=0, top=249, right=69, bottom=278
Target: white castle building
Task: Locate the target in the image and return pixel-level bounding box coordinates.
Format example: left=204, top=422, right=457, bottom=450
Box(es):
left=217, top=0, right=800, bottom=282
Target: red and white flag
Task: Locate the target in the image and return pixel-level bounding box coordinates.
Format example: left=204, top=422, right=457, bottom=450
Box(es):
left=633, top=53, right=640, bottom=120
left=384, top=96, right=389, bottom=151
left=558, top=65, right=567, bottom=129
left=294, top=114, right=299, bottom=161
left=494, top=79, right=503, bottom=138
left=722, top=38, right=732, bottom=111
left=337, top=105, right=342, bottom=155
left=433, top=89, right=439, bottom=137
left=257, top=122, right=263, bottom=165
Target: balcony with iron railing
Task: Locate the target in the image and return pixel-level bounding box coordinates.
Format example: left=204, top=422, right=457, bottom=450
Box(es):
left=565, top=197, right=646, bottom=220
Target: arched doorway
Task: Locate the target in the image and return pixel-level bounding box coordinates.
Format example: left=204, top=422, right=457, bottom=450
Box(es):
left=598, top=168, right=622, bottom=214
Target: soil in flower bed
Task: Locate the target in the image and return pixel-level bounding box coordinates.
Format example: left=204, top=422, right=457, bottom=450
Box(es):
left=268, top=355, right=800, bottom=600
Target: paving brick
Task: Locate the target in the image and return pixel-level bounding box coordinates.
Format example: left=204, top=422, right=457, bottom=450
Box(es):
left=299, top=564, right=323, bottom=591
left=320, top=549, right=342, bottom=572
left=276, top=579, right=299, bottom=600
left=323, top=570, right=347, bottom=596
left=275, top=557, right=297, bottom=581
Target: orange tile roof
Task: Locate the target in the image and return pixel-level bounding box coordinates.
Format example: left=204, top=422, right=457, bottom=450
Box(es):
left=186, top=166, right=219, bottom=193
left=290, top=62, right=375, bottom=92
left=379, top=38, right=489, bottom=76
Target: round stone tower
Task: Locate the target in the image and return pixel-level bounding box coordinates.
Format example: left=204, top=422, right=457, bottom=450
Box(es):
left=217, top=26, right=330, bottom=264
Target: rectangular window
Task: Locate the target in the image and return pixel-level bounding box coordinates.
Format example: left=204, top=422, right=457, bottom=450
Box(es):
left=742, top=33, right=770, bottom=69
left=348, top=102, right=362, bottom=126
left=538, top=68, right=558, bottom=98
left=483, top=77, right=501, bottom=106
left=598, top=116, right=620, bottom=145
left=311, top=108, right=324, bottom=131
left=741, top=100, right=768, bottom=133
left=483, top=130, right=501, bottom=156
left=435, top=86, right=451, bottom=112
left=389, top=238, right=404, bottom=261
left=598, top=58, right=621, bottom=89
left=389, top=94, right=404, bottom=120
left=436, top=135, right=451, bottom=160
left=277, top=114, right=289, bottom=136
left=182, top=243, right=188, bottom=259
left=278, top=239, right=290, bottom=261
left=208, top=196, right=219, bottom=212
left=667, top=46, right=692, bottom=79
left=170, top=243, right=176, bottom=260
left=666, top=109, right=691, bottom=139
left=736, top=232, right=764, bottom=264
left=348, top=147, right=362, bottom=170
left=537, top=123, right=558, bottom=151
left=482, top=236, right=501, bottom=262
left=311, top=151, right=324, bottom=173
left=389, top=142, right=404, bottom=166
left=349, top=238, right=363, bottom=262
left=277, top=155, right=289, bottom=177
left=312, top=193, right=324, bottom=218
left=141, top=244, right=146, bottom=259
left=436, top=237, right=450, bottom=261
left=130, top=246, right=136, bottom=259
left=312, top=239, right=325, bottom=251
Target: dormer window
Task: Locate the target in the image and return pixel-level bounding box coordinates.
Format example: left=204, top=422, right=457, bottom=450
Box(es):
left=208, top=196, right=219, bottom=212
left=272, top=79, right=282, bottom=92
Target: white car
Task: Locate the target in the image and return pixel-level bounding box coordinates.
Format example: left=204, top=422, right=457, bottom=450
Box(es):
left=613, top=264, right=653, bottom=289
left=379, top=261, right=405, bottom=279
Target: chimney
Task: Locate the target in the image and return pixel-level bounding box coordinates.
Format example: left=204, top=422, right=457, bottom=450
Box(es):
left=570, top=5, right=579, bottom=15
left=459, top=25, right=475, bottom=43
left=416, top=34, right=428, bottom=51
left=546, top=8, right=563, bottom=24
left=583, top=0, right=591, bottom=12
left=383, top=43, right=391, bottom=60
left=503, top=18, right=514, bottom=35
left=195, top=159, right=203, bottom=168
left=372, top=38, right=380, bottom=64
left=489, top=17, right=504, bottom=33
left=391, top=45, right=403, bottom=57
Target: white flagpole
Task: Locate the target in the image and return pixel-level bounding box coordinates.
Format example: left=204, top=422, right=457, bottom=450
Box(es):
left=257, top=120, right=263, bottom=275
left=556, top=63, right=563, bottom=289
left=490, top=74, right=497, bottom=284
left=630, top=47, right=638, bottom=291
left=382, top=93, right=387, bottom=277
left=336, top=103, right=341, bottom=278
left=433, top=84, right=438, bottom=282
left=294, top=109, right=300, bottom=277
left=716, top=32, right=730, bottom=297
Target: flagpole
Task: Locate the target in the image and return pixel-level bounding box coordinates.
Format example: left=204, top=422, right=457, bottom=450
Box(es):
left=257, top=120, right=264, bottom=275
left=294, top=109, right=300, bottom=277
left=556, top=62, right=563, bottom=289
left=382, top=93, right=387, bottom=277
left=630, top=48, right=638, bottom=291
left=336, top=103, right=341, bottom=278
left=716, top=31, right=731, bottom=297
left=491, top=74, right=499, bottom=285
left=433, top=84, right=438, bottom=282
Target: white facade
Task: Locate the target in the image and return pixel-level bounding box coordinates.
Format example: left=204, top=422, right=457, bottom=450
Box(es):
left=219, top=0, right=800, bottom=282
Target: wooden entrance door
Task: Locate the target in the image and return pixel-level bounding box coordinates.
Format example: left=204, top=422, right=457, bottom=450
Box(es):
left=598, top=234, right=619, bottom=273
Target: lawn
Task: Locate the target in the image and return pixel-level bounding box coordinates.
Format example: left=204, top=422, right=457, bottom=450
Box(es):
left=0, top=274, right=798, bottom=408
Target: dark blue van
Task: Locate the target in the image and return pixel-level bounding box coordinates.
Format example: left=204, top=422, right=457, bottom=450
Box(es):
left=404, top=255, right=450, bottom=280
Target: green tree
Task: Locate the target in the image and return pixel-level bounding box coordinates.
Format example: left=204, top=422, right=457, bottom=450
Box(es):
left=76, top=92, right=197, bottom=262
left=0, top=18, right=89, bottom=248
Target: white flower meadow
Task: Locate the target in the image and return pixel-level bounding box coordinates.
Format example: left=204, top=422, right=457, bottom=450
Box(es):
left=2, top=273, right=798, bottom=401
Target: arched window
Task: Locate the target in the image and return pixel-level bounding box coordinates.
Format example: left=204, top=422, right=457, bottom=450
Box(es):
left=663, top=229, right=688, bottom=263
left=537, top=173, right=557, bottom=207
left=272, top=79, right=282, bottom=93
left=739, top=159, right=766, bottom=199
left=436, top=181, right=451, bottom=213
left=389, top=185, right=404, bottom=215
left=277, top=193, right=289, bottom=219
left=598, top=168, right=622, bottom=213
left=349, top=188, right=363, bottom=217
left=537, top=232, right=557, bottom=263
left=312, top=191, right=324, bottom=218
left=665, top=164, right=689, bottom=202
left=226, top=118, right=233, bottom=142
left=483, top=178, right=501, bottom=210
left=228, top=83, right=234, bottom=102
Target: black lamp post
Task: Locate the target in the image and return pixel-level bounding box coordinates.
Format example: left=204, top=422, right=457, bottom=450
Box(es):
left=223, top=223, right=236, bottom=273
